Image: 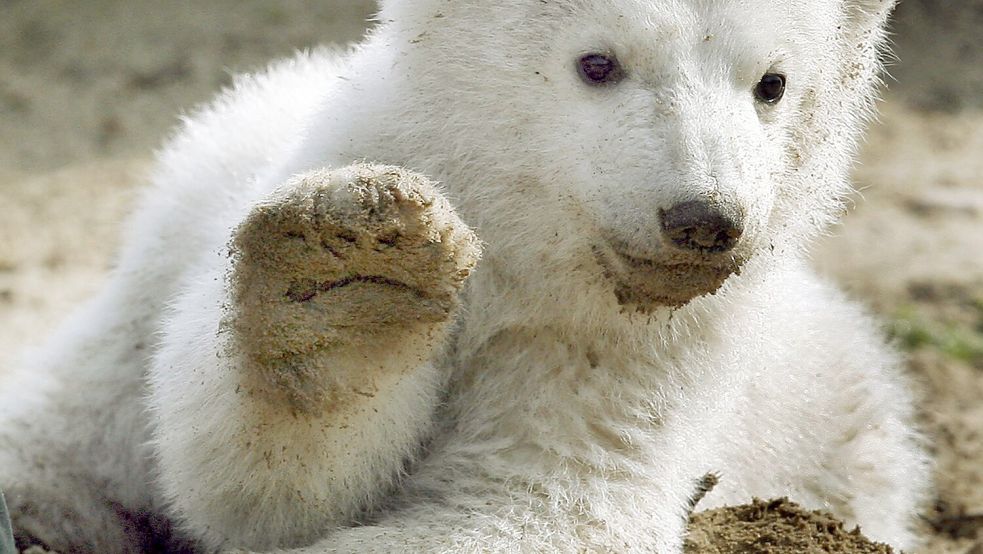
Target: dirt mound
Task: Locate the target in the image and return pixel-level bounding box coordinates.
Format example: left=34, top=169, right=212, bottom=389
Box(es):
left=686, top=498, right=892, bottom=554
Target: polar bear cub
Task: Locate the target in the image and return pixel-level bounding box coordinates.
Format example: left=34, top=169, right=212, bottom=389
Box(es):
left=1, top=0, right=928, bottom=552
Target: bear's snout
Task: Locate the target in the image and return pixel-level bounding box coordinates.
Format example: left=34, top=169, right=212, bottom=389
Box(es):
left=659, top=200, right=744, bottom=254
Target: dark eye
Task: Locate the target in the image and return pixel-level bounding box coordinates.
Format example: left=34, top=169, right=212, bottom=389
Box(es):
left=754, top=73, right=786, bottom=104
left=577, top=53, right=624, bottom=86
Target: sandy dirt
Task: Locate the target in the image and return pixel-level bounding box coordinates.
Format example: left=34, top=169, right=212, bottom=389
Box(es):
left=685, top=498, right=893, bottom=554
left=0, top=1, right=980, bottom=552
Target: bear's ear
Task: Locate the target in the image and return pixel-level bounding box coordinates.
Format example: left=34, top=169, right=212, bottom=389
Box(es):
left=841, top=0, right=897, bottom=39
left=774, top=0, right=899, bottom=241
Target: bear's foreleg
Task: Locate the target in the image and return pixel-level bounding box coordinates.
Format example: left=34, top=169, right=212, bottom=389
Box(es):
left=147, top=164, right=480, bottom=551
left=818, top=370, right=930, bottom=551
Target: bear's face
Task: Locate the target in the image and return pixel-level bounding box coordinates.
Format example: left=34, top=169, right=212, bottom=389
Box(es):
left=520, top=0, right=833, bottom=308
left=380, top=0, right=882, bottom=313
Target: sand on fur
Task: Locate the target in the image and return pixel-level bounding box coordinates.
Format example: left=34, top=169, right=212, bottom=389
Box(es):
left=228, top=165, right=479, bottom=414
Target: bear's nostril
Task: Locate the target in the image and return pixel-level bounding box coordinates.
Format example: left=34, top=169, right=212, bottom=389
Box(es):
left=659, top=200, right=744, bottom=253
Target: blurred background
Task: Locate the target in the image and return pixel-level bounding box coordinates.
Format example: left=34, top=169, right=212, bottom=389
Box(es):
left=0, top=1, right=980, bottom=552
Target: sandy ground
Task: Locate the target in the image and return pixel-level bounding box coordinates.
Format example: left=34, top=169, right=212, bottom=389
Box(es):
left=0, top=1, right=980, bottom=552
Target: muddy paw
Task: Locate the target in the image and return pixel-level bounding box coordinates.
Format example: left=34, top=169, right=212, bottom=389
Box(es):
left=228, top=164, right=480, bottom=386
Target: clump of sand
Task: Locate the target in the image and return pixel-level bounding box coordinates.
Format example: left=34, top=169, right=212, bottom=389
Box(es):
left=685, top=498, right=892, bottom=554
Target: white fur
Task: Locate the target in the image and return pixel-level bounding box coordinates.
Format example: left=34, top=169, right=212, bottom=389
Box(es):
left=0, top=0, right=929, bottom=552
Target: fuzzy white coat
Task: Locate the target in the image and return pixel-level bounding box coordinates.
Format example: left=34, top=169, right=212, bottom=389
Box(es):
left=0, top=0, right=929, bottom=552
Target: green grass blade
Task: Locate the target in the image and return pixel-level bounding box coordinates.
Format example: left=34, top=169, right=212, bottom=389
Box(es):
left=0, top=491, right=15, bottom=554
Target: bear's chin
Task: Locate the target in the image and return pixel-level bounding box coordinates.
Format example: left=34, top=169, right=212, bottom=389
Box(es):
left=594, top=246, right=745, bottom=312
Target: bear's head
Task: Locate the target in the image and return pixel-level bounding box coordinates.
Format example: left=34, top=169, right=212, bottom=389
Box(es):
left=360, top=0, right=895, bottom=323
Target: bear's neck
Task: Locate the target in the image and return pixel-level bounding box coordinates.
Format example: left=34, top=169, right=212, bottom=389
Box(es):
left=438, top=309, right=741, bottom=476
left=447, top=263, right=745, bottom=436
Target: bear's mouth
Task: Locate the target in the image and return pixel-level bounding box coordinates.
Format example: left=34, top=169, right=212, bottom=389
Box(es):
left=594, top=244, right=744, bottom=311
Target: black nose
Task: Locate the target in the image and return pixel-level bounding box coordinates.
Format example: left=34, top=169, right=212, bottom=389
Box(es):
left=660, top=200, right=744, bottom=253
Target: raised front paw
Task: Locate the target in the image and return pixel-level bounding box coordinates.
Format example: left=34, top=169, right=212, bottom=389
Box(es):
left=231, top=163, right=481, bottom=347
left=227, top=164, right=480, bottom=409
